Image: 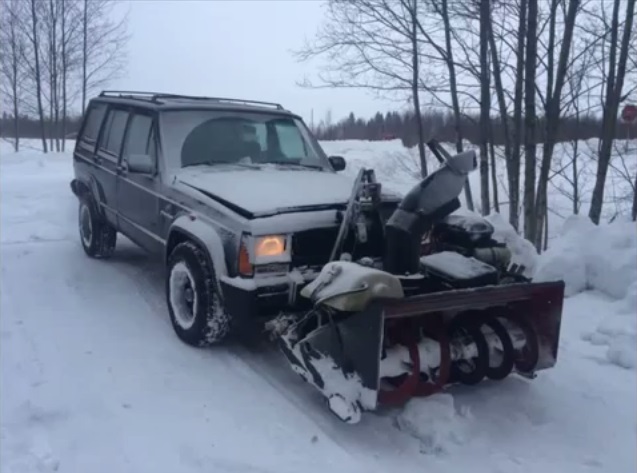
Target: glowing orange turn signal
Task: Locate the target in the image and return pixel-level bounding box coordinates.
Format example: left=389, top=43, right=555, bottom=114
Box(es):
left=238, top=240, right=253, bottom=276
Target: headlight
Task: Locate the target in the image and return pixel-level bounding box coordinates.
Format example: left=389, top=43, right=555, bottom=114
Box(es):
left=254, top=235, right=286, bottom=257
left=238, top=234, right=289, bottom=277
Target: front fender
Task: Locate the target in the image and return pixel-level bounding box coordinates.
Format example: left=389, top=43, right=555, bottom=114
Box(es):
left=167, top=215, right=229, bottom=278
left=70, top=177, right=106, bottom=216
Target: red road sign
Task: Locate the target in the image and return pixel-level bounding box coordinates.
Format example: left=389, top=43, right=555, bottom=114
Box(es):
left=621, top=104, right=637, bottom=123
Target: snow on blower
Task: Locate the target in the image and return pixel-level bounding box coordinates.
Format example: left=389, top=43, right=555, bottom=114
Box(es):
left=268, top=141, right=565, bottom=424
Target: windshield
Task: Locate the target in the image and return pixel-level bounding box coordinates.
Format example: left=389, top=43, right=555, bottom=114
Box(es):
left=159, top=110, right=329, bottom=171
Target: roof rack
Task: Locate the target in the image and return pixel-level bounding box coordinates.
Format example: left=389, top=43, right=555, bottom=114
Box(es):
left=98, top=90, right=284, bottom=110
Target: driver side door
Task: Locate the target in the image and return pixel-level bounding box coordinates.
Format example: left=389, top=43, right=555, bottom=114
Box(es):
left=116, top=110, right=163, bottom=254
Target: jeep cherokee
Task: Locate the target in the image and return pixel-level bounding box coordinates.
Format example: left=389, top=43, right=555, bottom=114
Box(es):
left=70, top=91, right=400, bottom=346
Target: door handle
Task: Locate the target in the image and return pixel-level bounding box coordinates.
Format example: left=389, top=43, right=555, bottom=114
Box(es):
left=117, top=163, right=128, bottom=175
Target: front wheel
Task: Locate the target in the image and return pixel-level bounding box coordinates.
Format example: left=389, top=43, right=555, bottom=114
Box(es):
left=166, top=241, right=232, bottom=347
left=78, top=196, right=116, bottom=259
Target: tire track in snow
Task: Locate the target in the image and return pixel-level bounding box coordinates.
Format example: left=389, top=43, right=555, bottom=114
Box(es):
left=230, top=343, right=423, bottom=472
left=1, top=251, right=63, bottom=473
left=4, top=241, right=365, bottom=473
left=99, top=241, right=418, bottom=472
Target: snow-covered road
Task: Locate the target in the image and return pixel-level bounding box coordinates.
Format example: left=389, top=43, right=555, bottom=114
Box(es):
left=1, top=144, right=635, bottom=473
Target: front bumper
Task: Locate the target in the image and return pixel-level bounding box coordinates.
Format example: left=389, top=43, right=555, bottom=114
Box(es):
left=219, top=268, right=320, bottom=339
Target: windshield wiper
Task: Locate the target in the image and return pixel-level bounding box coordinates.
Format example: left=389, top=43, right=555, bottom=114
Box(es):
left=264, top=161, right=324, bottom=170
left=182, top=162, right=260, bottom=170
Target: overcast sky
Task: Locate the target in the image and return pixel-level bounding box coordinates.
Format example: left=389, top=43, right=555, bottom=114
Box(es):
left=109, top=0, right=402, bottom=124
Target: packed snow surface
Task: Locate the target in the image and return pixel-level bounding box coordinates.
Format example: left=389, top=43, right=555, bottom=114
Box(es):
left=1, top=139, right=636, bottom=473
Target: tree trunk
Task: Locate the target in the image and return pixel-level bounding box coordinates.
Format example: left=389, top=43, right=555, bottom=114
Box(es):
left=30, top=0, right=48, bottom=153
left=441, top=0, right=474, bottom=211
left=487, top=15, right=507, bottom=217
left=523, top=0, right=538, bottom=240
left=10, top=8, right=20, bottom=152
left=534, top=0, right=581, bottom=249
left=510, top=0, right=527, bottom=231
left=13, top=91, right=19, bottom=152
left=589, top=0, right=635, bottom=224
left=50, top=0, right=60, bottom=152
left=633, top=173, right=637, bottom=222
left=62, top=0, right=67, bottom=151
left=543, top=209, right=549, bottom=251
left=82, top=0, right=88, bottom=113
left=49, top=42, right=54, bottom=152
left=489, top=138, right=499, bottom=213
left=479, top=0, right=491, bottom=216
left=411, top=0, right=427, bottom=178
left=573, top=140, right=579, bottom=214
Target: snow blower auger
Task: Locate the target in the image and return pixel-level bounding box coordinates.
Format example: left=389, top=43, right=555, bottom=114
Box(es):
left=269, top=140, right=565, bottom=424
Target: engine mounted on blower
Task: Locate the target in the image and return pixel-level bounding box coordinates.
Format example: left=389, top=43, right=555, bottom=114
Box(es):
left=270, top=140, right=565, bottom=424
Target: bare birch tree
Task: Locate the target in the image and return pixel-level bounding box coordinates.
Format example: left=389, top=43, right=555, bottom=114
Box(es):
left=423, top=0, right=476, bottom=211
left=589, top=0, right=636, bottom=224
left=2, top=0, right=128, bottom=151
left=0, top=0, right=26, bottom=151
left=479, top=0, right=491, bottom=215
left=293, top=0, right=431, bottom=176
left=523, top=0, right=538, bottom=240
left=27, top=0, right=48, bottom=153
left=532, top=0, right=582, bottom=249
left=80, top=0, right=128, bottom=113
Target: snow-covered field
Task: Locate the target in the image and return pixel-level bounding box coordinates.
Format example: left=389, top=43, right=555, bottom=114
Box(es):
left=1, top=138, right=635, bottom=473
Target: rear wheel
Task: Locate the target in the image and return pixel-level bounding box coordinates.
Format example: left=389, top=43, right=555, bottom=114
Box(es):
left=78, top=195, right=116, bottom=259
left=166, top=241, right=232, bottom=346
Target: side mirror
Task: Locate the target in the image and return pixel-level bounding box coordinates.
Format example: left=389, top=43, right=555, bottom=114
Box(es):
left=128, top=154, right=154, bottom=174
left=328, top=155, right=346, bottom=172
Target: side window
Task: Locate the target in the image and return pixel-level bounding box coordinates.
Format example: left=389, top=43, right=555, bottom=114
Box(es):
left=80, top=103, right=107, bottom=145
left=99, top=109, right=129, bottom=158
left=122, top=114, right=154, bottom=162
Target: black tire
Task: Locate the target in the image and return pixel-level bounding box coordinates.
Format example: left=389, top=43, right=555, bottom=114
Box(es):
left=166, top=241, right=232, bottom=347
left=78, top=195, right=116, bottom=259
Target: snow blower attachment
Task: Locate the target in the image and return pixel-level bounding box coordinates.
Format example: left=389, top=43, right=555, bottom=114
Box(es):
left=272, top=141, right=565, bottom=424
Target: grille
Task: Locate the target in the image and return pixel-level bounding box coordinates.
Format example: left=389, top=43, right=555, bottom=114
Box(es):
left=291, top=227, right=339, bottom=268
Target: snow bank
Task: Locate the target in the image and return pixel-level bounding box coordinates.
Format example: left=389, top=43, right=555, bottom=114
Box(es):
left=534, top=215, right=637, bottom=299
left=582, top=280, right=637, bottom=370
left=485, top=213, right=539, bottom=275
left=534, top=214, right=637, bottom=370
left=394, top=394, right=472, bottom=455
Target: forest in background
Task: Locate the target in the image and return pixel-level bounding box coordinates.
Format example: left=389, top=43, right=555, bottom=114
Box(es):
left=3, top=108, right=636, bottom=146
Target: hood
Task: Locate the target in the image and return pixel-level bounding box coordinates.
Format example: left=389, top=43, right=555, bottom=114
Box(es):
left=175, top=166, right=358, bottom=218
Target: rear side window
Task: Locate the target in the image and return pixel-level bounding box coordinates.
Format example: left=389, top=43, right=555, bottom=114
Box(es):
left=80, top=103, right=107, bottom=144
left=99, top=109, right=129, bottom=157
left=122, top=114, right=154, bottom=161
